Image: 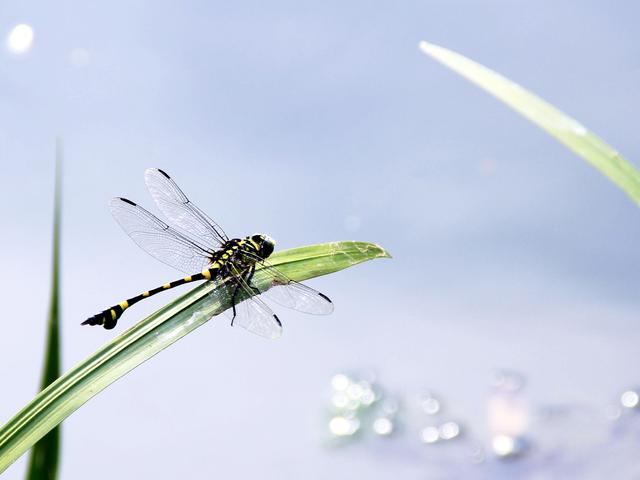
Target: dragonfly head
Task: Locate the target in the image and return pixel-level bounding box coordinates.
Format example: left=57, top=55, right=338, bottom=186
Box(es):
left=249, top=234, right=275, bottom=259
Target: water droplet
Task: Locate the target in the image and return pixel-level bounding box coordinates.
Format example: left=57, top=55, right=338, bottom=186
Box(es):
left=421, top=395, right=440, bottom=415
left=373, top=417, right=393, bottom=436
left=329, top=416, right=359, bottom=436
left=439, top=421, right=460, bottom=440
left=331, top=374, right=350, bottom=391
left=621, top=390, right=639, bottom=409
left=420, top=426, right=439, bottom=444
left=492, top=434, right=515, bottom=457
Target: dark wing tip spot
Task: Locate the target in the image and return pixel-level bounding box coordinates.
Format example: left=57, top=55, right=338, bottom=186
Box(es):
left=119, top=197, right=137, bottom=206
left=157, top=168, right=170, bottom=178
left=273, top=314, right=282, bottom=327
left=318, top=292, right=332, bottom=303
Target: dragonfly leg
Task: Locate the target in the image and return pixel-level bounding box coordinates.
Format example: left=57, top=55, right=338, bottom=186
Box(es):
left=230, top=281, right=241, bottom=326
left=245, top=265, right=260, bottom=295
left=229, top=266, right=258, bottom=326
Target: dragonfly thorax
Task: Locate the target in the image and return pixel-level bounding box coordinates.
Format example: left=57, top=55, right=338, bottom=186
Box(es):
left=248, top=233, right=275, bottom=259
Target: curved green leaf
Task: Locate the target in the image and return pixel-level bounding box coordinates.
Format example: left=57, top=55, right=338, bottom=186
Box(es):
left=419, top=41, right=640, bottom=205
left=0, top=241, right=390, bottom=474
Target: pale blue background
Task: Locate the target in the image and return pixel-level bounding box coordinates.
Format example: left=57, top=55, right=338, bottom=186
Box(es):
left=1, top=1, right=639, bottom=478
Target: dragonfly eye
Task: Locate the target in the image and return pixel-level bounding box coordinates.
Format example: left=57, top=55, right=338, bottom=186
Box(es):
left=251, top=234, right=275, bottom=258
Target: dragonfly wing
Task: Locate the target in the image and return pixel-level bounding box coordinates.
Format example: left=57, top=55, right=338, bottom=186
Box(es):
left=222, top=265, right=283, bottom=339
left=255, top=262, right=334, bottom=315
left=110, top=197, right=213, bottom=274
left=145, top=168, right=229, bottom=248
left=229, top=293, right=283, bottom=340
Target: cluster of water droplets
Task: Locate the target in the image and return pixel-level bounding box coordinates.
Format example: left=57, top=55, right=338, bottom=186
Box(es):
left=322, top=369, right=640, bottom=473
left=326, top=372, right=398, bottom=441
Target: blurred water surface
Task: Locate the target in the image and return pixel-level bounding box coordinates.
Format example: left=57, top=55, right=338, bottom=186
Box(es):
left=0, top=1, right=639, bottom=478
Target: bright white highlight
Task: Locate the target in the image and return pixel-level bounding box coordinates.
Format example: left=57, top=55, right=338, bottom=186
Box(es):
left=439, top=421, right=460, bottom=440
left=329, top=416, right=359, bottom=436
left=373, top=417, right=393, bottom=436
left=331, top=374, right=350, bottom=391
left=420, top=426, right=439, bottom=444
left=621, top=390, right=639, bottom=409
left=492, top=434, right=515, bottom=457
left=7, top=24, right=34, bottom=54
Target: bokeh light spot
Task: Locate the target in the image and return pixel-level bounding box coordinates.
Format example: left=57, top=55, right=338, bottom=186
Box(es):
left=621, top=390, right=639, bottom=409
left=373, top=417, right=393, bottom=436
left=492, top=434, right=515, bottom=457
left=439, top=421, right=460, bottom=440
left=7, top=24, right=34, bottom=54
left=331, top=374, right=350, bottom=391
left=420, top=426, right=439, bottom=444
left=329, top=416, right=359, bottom=436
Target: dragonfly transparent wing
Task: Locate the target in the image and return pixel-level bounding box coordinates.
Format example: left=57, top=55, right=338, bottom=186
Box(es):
left=222, top=265, right=283, bottom=339
left=253, top=260, right=334, bottom=315
left=145, top=168, right=229, bottom=248
left=110, top=197, right=214, bottom=274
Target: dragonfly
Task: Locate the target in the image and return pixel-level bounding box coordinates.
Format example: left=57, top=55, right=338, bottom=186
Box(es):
left=82, top=168, right=333, bottom=339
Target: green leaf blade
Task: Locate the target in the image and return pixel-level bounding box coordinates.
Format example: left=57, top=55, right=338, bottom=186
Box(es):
left=267, top=241, right=391, bottom=282
left=26, top=140, right=63, bottom=480
left=419, top=41, right=640, bottom=205
left=0, top=240, right=389, bottom=474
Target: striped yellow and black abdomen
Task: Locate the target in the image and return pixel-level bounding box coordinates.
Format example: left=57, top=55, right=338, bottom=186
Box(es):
left=82, top=266, right=221, bottom=330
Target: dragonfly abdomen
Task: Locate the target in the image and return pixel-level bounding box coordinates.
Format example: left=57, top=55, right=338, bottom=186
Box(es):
left=82, top=264, right=223, bottom=330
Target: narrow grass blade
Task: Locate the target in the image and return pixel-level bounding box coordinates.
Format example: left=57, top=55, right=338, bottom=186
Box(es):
left=419, top=41, right=640, bottom=205
left=0, top=241, right=390, bottom=473
left=25, top=140, right=63, bottom=480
